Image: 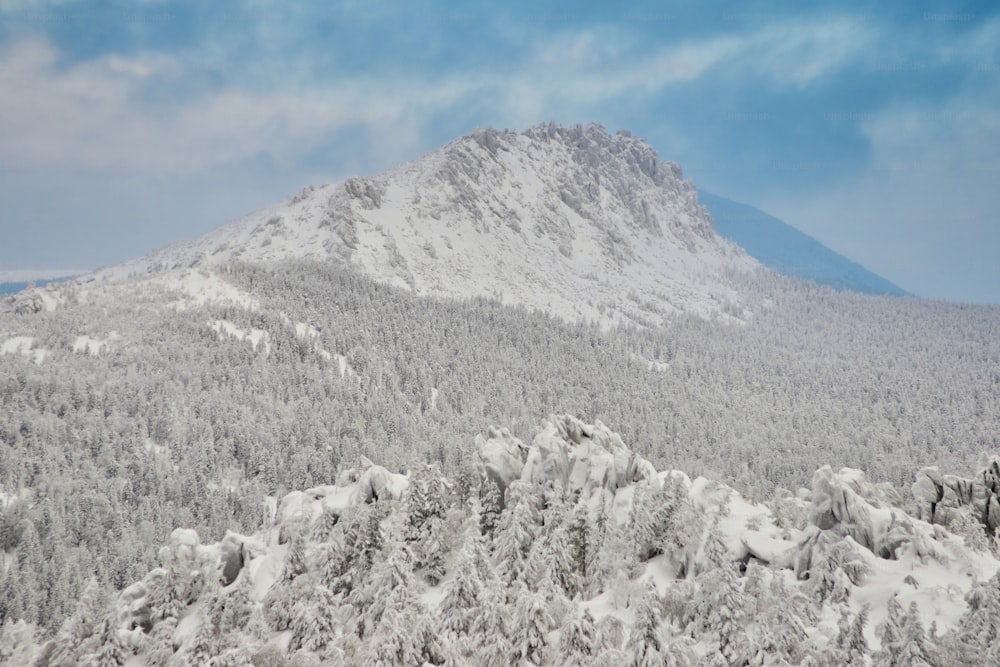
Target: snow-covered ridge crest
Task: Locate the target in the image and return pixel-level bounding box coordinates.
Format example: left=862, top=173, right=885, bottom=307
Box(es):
left=85, top=123, right=759, bottom=326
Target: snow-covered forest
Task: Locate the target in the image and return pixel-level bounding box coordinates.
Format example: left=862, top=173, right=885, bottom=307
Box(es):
left=4, top=412, right=999, bottom=665
left=1, top=260, right=999, bottom=664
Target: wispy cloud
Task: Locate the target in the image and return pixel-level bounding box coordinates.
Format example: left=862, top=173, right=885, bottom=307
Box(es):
left=0, top=15, right=876, bottom=174
left=0, top=39, right=467, bottom=172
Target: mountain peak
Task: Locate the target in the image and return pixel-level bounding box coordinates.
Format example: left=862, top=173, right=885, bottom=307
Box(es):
left=90, top=124, right=758, bottom=326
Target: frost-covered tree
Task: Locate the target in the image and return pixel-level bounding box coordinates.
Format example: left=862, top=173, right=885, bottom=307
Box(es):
left=557, top=607, right=597, bottom=666
left=480, top=478, right=504, bottom=539
left=493, top=481, right=540, bottom=583
left=627, top=579, right=666, bottom=667
left=691, top=520, right=753, bottom=666
left=894, top=601, right=937, bottom=667
left=873, top=596, right=906, bottom=667
left=944, top=569, right=1000, bottom=664
left=80, top=617, right=128, bottom=667
left=437, top=540, right=483, bottom=637
left=470, top=578, right=513, bottom=667
left=350, top=533, right=416, bottom=640
left=405, top=464, right=449, bottom=584
left=509, top=581, right=553, bottom=666
left=807, top=536, right=871, bottom=605
left=753, top=573, right=814, bottom=665
left=43, top=577, right=107, bottom=666
left=290, top=584, right=340, bottom=654
left=359, top=583, right=442, bottom=666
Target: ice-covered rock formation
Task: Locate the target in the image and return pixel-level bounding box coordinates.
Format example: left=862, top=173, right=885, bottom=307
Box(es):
left=804, top=466, right=943, bottom=563
left=277, top=457, right=408, bottom=542
left=475, top=414, right=658, bottom=501
left=912, top=455, right=1000, bottom=534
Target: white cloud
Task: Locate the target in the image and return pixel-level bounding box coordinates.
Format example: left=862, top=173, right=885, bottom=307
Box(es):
left=0, top=15, right=875, bottom=174
left=0, top=39, right=469, bottom=172
left=496, top=16, right=873, bottom=114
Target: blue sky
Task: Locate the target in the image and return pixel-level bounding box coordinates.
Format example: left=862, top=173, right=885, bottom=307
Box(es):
left=1, top=0, right=998, bottom=303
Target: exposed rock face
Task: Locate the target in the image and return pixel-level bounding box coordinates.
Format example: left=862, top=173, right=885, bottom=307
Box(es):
left=475, top=414, right=658, bottom=502
left=220, top=532, right=245, bottom=586
left=912, top=455, right=1000, bottom=534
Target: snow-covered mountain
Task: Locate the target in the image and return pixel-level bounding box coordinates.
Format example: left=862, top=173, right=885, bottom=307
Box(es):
left=87, top=123, right=757, bottom=326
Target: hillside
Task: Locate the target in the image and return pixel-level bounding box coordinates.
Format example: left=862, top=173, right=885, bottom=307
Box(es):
left=3, top=260, right=1000, bottom=651
left=699, top=192, right=909, bottom=297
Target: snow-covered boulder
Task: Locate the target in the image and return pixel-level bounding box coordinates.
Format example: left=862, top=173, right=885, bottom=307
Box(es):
left=474, top=426, right=528, bottom=495
left=277, top=461, right=408, bottom=542
left=276, top=490, right=311, bottom=543
left=351, top=463, right=409, bottom=504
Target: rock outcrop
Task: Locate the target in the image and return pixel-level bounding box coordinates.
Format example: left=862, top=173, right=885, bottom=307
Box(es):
left=475, top=414, right=658, bottom=502
left=912, top=455, right=1000, bottom=535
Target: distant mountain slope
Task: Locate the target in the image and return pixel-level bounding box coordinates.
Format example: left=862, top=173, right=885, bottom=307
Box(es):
left=0, top=278, right=73, bottom=295
left=699, top=191, right=909, bottom=297
left=0, top=270, right=82, bottom=295
left=86, top=123, right=758, bottom=326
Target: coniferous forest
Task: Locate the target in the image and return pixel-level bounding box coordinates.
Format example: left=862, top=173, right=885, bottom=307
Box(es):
left=1, top=261, right=999, bottom=664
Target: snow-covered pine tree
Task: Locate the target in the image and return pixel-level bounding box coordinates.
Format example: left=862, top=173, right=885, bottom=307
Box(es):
left=493, top=481, right=540, bottom=584
left=479, top=477, right=503, bottom=539
left=837, top=604, right=869, bottom=667
left=692, top=518, right=753, bottom=667
left=509, top=580, right=553, bottom=666
left=944, top=569, right=1000, bottom=664
left=894, top=601, right=937, bottom=667
left=807, top=536, right=871, bottom=604
left=290, top=584, right=340, bottom=654
left=556, top=607, right=598, bottom=666
left=218, top=570, right=257, bottom=637
left=629, top=480, right=675, bottom=563
left=755, top=573, right=813, bottom=665
left=43, top=576, right=108, bottom=666
left=405, top=464, right=448, bottom=564
left=438, top=539, right=483, bottom=638
left=873, top=596, right=905, bottom=667
left=80, top=617, right=128, bottom=667
left=627, top=579, right=666, bottom=667
left=567, top=501, right=591, bottom=584
left=350, top=535, right=416, bottom=640
left=361, top=590, right=423, bottom=667
left=470, top=577, right=513, bottom=667
left=188, top=586, right=225, bottom=665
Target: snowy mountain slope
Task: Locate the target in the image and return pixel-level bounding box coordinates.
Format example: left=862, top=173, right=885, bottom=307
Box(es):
left=13, top=416, right=998, bottom=665
left=86, top=123, right=758, bottom=326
